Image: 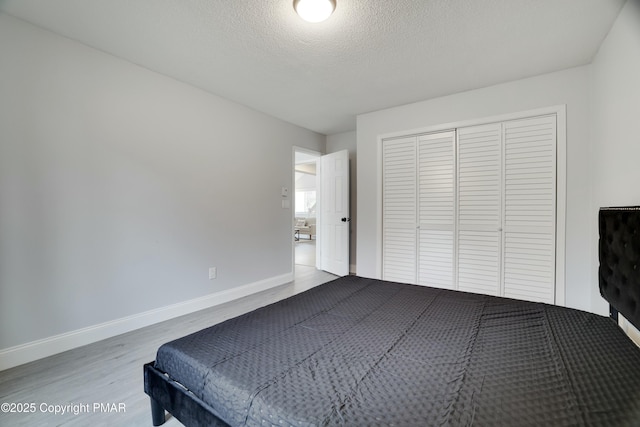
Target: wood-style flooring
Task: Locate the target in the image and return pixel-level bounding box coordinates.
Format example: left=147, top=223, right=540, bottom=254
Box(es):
left=0, top=266, right=337, bottom=427
left=295, top=238, right=316, bottom=267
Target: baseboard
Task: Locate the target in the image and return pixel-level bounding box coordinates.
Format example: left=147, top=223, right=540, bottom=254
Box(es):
left=0, top=272, right=293, bottom=371
left=620, top=315, right=640, bottom=348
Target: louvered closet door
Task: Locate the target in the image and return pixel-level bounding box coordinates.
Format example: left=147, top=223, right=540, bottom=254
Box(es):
left=382, top=137, right=417, bottom=284
left=417, top=131, right=456, bottom=289
left=457, top=124, right=502, bottom=296
left=503, top=116, right=556, bottom=303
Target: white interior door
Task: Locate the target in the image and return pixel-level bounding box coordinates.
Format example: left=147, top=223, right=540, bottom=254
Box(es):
left=456, top=123, right=502, bottom=296
left=502, top=115, right=557, bottom=303
left=382, top=136, right=417, bottom=284
left=319, top=150, right=350, bottom=276
left=418, top=131, right=456, bottom=289
left=379, top=111, right=560, bottom=304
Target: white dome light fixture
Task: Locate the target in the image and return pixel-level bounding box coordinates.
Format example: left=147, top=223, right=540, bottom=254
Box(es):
left=293, top=0, right=336, bottom=23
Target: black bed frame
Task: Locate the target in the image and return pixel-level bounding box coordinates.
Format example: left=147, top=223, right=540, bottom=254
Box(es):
left=144, top=206, right=640, bottom=426
left=144, top=362, right=229, bottom=426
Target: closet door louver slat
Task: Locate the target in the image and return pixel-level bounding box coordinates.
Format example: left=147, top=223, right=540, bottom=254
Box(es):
left=382, top=137, right=417, bottom=284
left=503, top=116, right=556, bottom=303
left=457, top=124, right=502, bottom=296
left=418, top=132, right=456, bottom=289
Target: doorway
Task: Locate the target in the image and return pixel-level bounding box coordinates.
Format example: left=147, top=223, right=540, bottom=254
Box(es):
left=293, top=148, right=321, bottom=269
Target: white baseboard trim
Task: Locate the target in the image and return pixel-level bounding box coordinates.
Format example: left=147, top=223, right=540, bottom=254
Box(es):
left=0, top=272, right=293, bottom=371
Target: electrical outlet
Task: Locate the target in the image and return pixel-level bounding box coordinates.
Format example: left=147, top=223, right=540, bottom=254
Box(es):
left=209, top=267, right=217, bottom=280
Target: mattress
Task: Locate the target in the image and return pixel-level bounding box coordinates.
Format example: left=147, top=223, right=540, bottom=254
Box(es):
left=154, top=276, right=640, bottom=426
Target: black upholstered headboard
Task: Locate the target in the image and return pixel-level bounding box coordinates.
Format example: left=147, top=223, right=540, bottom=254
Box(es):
left=599, top=207, right=640, bottom=330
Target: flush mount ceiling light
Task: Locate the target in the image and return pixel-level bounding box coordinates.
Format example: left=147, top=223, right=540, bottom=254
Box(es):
left=293, top=0, right=336, bottom=23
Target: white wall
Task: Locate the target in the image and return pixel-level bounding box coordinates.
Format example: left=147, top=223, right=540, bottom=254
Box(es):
left=356, top=66, right=592, bottom=311
left=590, top=0, right=640, bottom=316
left=0, top=14, right=324, bottom=361
left=327, top=131, right=357, bottom=272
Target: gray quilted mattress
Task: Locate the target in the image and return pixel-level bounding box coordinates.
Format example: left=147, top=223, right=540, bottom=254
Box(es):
left=154, top=276, right=640, bottom=426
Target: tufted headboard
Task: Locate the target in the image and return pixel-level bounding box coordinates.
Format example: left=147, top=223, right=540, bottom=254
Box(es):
left=599, top=207, right=640, bottom=330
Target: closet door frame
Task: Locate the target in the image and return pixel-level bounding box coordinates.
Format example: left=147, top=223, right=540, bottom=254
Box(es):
left=376, top=105, right=566, bottom=306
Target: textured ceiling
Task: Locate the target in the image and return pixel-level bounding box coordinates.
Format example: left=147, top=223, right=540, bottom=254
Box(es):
left=0, top=0, right=626, bottom=135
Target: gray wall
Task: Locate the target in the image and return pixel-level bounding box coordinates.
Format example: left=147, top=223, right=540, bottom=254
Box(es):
left=0, top=14, right=325, bottom=350
left=326, top=131, right=357, bottom=273
left=590, top=0, right=640, bottom=315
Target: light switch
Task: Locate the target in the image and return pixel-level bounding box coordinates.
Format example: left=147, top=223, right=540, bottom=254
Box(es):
left=281, top=186, right=289, bottom=197
left=282, top=199, right=290, bottom=209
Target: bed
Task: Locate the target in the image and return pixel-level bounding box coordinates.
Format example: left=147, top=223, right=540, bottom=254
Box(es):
left=144, top=207, right=640, bottom=426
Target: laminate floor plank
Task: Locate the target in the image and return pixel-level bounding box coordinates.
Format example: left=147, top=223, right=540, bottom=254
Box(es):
left=0, top=266, right=337, bottom=426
